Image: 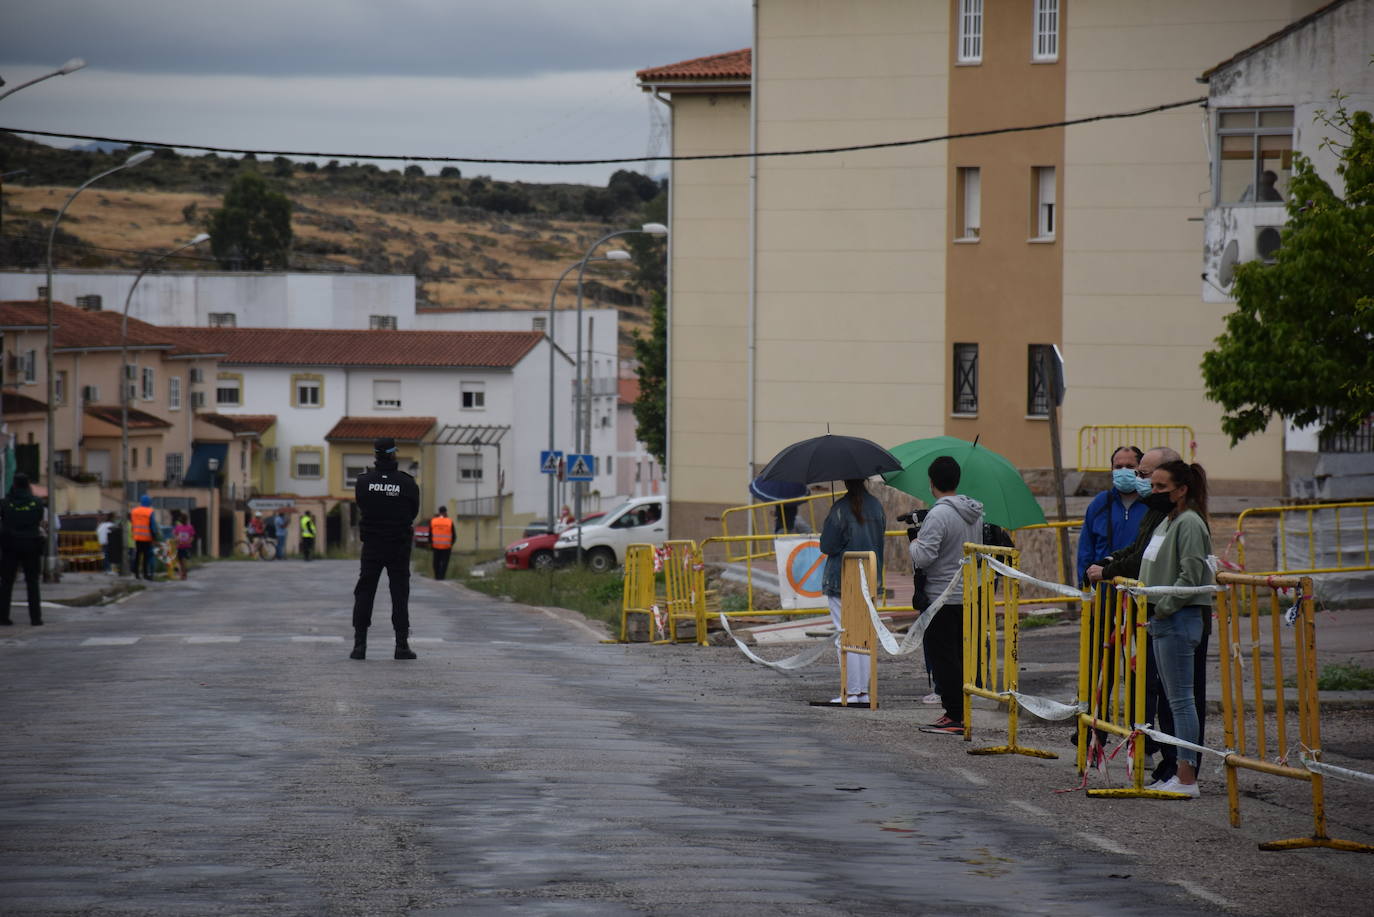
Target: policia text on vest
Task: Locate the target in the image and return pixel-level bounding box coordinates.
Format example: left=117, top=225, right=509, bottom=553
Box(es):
left=349, top=437, right=420, bottom=661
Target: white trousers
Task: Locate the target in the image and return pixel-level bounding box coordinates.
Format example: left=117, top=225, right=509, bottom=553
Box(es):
left=828, top=594, right=870, bottom=695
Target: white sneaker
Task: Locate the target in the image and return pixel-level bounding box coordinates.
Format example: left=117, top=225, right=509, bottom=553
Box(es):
left=921, top=692, right=941, bottom=705
left=830, top=694, right=866, bottom=704
left=1153, top=776, right=1200, bottom=798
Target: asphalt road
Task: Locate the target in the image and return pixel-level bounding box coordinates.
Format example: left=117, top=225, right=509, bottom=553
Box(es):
left=0, top=559, right=1355, bottom=915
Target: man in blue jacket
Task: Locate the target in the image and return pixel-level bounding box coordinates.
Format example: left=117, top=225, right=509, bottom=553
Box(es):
left=1076, top=446, right=1148, bottom=586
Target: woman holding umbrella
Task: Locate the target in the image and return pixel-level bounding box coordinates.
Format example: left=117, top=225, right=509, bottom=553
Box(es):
left=819, top=479, right=886, bottom=704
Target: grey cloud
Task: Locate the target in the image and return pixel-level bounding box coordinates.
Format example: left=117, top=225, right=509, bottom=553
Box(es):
left=0, top=0, right=751, bottom=78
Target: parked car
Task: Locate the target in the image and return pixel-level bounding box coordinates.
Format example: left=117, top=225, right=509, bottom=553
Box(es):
left=504, top=513, right=604, bottom=570
left=413, top=523, right=430, bottom=548
left=553, top=496, right=665, bottom=573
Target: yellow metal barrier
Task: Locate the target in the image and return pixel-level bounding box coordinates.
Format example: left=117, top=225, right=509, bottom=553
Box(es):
left=1235, top=501, right=1374, bottom=576
left=1077, top=424, right=1196, bottom=472
left=838, top=551, right=879, bottom=709
left=1010, top=520, right=1083, bottom=608
left=1215, top=571, right=1373, bottom=852
left=619, top=543, right=658, bottom=643
left=961, top=543, right=1055, bottom=759
left=718, top=493, right=834, bottom=562
left=661, top=540, right=710, bottom=646
left=58, top=531, right=104, bottom=572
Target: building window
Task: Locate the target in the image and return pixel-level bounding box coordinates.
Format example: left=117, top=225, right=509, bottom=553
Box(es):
left=216, top=374, right=242, bottom=406
left=457, top=452, right=483, bottom=481
left=344, top=454, right=372, bottom=487
left=957, top=0, right=983, bottom=63
left=1032, top=166, right=1056, bottom=239
left=168, top=376, right=182, bottom=411
left=956, top=167, right=981, bottom=240
left=1032, top=0, right=1059, bottom=61
left=140, top=367, right=155, bottom=401
left=22, top=349, right=36, bottom=384
left=165, top=452, right=184, bottom=484
left=293, top=448, right=323, bottom=479
left=373, top=379, right=401, bottom=409
left=1028, top=344, right=1053, bottom=417
left=605, top=455, right=613, bottom=474
left=532, top=316, right=547, bottom=333
left=369, top=314, right=398, bottom=330
left=953, top=343, right=978, bottom=414
left=54, top=371, right=67, bottom=405
left=132, top=447, right=138, bottom=470
left=461, top=382, right=485, bottom=410
left=145, top=446, right=153, bottom=468
left=292, top=374, right=323, bottom=408
left=208, top=312, right=237, bottom=327
left=1216, top=108, right=1294, bottom=204
left=76, top=294, right=103, bottom=312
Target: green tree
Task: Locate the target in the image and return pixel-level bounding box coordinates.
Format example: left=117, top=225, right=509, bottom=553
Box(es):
left=629, top=192, right=669, bottom=463
left=207, top=171, right=293, bottom=270
left=1202, top=103, right=1374, bottom=443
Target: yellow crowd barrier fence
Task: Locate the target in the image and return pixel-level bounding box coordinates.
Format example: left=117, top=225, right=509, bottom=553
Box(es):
left=661, top=539, right=710, bottom=646
left=1077, top=424, right=1196, bottom=472
left=717, top=493, right=835, bottom=562
left=961, top=544, right=1055, bottom=759
left=1215, top=571, right=1373, bottom=852
left=1233, top=501, right=1374, bottom=576
left=619, top=543, right=659, bottom=643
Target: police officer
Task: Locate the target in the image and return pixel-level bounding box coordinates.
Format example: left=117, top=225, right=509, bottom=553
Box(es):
left=0, top=474, right=47, bottom=626
left=299, top=510, right=317, bottom=561
left=350, top=437, right=420, bottom=661
left=428, top=505, right=454, bottom=580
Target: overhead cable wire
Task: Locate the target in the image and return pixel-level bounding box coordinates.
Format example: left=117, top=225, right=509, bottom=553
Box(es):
left=0, top=96, right=1206, bottom=167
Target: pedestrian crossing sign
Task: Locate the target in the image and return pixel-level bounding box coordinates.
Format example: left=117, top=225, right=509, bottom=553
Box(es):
left=540, top=450, right=562, bottom=475
left=566, top=453, right=595, bottom=481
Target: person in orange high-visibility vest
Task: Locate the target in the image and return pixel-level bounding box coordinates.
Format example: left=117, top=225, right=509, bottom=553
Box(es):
left=428, top=506, right=455, bottom=580
left=129, top=494, right=160, bottom=581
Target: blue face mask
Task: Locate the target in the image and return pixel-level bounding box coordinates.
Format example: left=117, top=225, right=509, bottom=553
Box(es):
left=1112, top=468, right=1138, bottom=494
left=1134, top=473, right=1153, bottom=497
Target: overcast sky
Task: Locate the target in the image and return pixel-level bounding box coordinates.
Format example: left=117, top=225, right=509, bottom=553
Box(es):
left=0, top=0, right=752, bottom=185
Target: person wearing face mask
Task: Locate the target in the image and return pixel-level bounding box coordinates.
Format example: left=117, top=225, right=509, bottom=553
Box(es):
left=1076, top=446, right=1148, bottom=587
left=1139, top=460, right=1214, bottom=797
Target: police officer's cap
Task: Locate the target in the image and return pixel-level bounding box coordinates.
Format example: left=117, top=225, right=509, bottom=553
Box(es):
left=374, top=437, right=397, bottom=454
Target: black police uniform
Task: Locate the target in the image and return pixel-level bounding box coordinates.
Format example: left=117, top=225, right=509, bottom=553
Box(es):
left=0, top=486, right=47, bottom=626
left=350, top=444, right=420, bottom=659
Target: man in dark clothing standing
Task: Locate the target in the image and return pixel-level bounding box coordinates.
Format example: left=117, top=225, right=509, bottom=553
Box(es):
left=0, top=474, right=47, bottom=626
left=350, top=437, right=420, bottom=661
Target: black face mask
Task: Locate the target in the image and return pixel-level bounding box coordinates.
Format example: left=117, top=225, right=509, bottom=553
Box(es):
left=1143, top=491, right=1175, bottom=514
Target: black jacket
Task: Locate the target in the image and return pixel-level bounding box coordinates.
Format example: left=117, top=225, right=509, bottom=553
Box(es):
left=1100, top=507, right=1168, bottom=582
left=354, top=459, right=420, bottom=543
left=1, top=490, right=46, bottom=541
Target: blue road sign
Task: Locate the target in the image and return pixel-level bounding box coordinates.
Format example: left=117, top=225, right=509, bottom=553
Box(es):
left=566, top=453, right=595, bottom=481
left=540, top=450, right=562, bottom=475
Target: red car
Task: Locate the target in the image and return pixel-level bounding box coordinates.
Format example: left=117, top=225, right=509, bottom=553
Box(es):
left=505, top=513, right=604, bottom=570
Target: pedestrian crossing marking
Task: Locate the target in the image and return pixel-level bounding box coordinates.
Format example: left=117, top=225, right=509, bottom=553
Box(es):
left=81, top=637, right=139, bottom=646
left=291, top=635, right=345, bottom=643
left=185, top=635, right=242, bottom=644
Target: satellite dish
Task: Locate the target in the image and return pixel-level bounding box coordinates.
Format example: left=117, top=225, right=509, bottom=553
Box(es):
left=1217, top=239, right=1240, bottom=287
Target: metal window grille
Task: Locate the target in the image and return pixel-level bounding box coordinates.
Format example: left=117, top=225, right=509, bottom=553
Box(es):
left=1033, top=0, right=1059, bottom=60
left=953, top=343, right=978, bottom=414
left=1318, top=413, right=1374, bottom=453
left=76, top=294, right=103, bottom=311
left=1028, top=344, right=1052, bottom=416
left=165, top=452, right=184, bottom=485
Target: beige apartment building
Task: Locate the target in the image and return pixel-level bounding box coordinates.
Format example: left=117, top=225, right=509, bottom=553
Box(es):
left=641, top=0, right=1327, bottom=541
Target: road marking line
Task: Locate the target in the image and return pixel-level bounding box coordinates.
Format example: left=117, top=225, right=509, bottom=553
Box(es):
left=185, top=635, right=241, bottom=644
left=1173, top=880, right=1234, bottom=909
left=81, top=637, right=139, bottom=646
left=410, top=637, right=444, bottom=643
left=951, top=767, right=988, bottom=786
left=290, top=636, right=345, bottom=643
left=1009, top=800, right=1051, bottom=818
left=1078, top=832, right=1132, bottom=856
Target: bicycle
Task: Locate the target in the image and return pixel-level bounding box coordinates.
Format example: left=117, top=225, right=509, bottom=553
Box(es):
left=234, top=536, right=275, bottom=560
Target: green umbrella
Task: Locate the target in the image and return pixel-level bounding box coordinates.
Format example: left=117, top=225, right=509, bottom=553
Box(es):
left=882, top=436, right=1047, bottom=530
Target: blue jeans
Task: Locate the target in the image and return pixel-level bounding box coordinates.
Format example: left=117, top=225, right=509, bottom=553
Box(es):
left=1148, top=606, right=1205, bottom=767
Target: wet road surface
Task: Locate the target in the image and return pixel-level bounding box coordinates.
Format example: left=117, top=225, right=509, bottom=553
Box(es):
left=0, top=560, right=1208, bottom=916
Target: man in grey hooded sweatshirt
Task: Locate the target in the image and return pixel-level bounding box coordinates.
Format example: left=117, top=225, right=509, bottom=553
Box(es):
left=909, top=455, right=984, bottom=735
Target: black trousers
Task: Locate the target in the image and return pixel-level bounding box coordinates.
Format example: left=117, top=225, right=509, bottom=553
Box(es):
left=352, top=539, right=411, bottom=635
left=0, top=537, right=44, bottom=623
left=300, top=537, right=315, bottom=561
left=927, top=602, right=965, bottom=721
left=432, top=548, right=451, bottom=581
left=134, top=540, right=154, bottom=579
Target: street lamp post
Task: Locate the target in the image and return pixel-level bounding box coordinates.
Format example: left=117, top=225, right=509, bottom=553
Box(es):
left=571, top=223, right=667, bottom=561
left=545, top=251, right=630, bottom=530
left=119, top=232, right=209, bottom=571
left=0, top=58, right=86, bottom=103
left=44, top=149, right=154, bottom=581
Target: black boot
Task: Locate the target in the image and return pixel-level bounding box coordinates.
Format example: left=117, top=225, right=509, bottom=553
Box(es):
left=349, top=630, right=367, bottom=660
left=394, top=633, right=416, bottom=660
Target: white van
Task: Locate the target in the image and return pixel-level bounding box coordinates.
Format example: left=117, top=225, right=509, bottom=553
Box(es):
left=553, top=495, right=666, bottom=573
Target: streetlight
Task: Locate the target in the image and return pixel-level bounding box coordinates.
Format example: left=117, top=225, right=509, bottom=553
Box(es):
left=545, top=250, right=630, bottom=529
left=571, top=222, right=668, bottom=560
left=120, top=232, right=210, bottom=566
left=0, top=58, right=86, bottom=103
left=44, top=148, right=154, bottom=581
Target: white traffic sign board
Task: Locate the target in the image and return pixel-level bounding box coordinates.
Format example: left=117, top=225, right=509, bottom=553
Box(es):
left=566, top=453, right=595, bottom=481
left=540, top=450, right=562, bottom=475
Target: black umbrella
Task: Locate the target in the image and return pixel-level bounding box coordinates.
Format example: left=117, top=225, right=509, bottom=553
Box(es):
left=756, top=434, right=902, bottom=485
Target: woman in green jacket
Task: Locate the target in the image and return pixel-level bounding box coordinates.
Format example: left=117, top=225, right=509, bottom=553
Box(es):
left=1140, top=460, right=1214, bottom=797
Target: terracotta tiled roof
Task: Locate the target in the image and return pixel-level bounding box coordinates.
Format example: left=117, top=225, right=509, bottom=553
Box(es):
left=1201, top=0, right=1348, bottom=79
left=169, top=327, right=543, bottom=368
left=637, top=48, right=751, bottom=83
left=0, top=300, right=224, bottom=358
left=326, top=416, right=436, bottom=443
left=84, top=404, right=172, bottom=429
left=199, top=413, right=277, bottom=436
left=2, top=391, right=46, bottom=414
left=618, top=378, right=640, bottom=405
